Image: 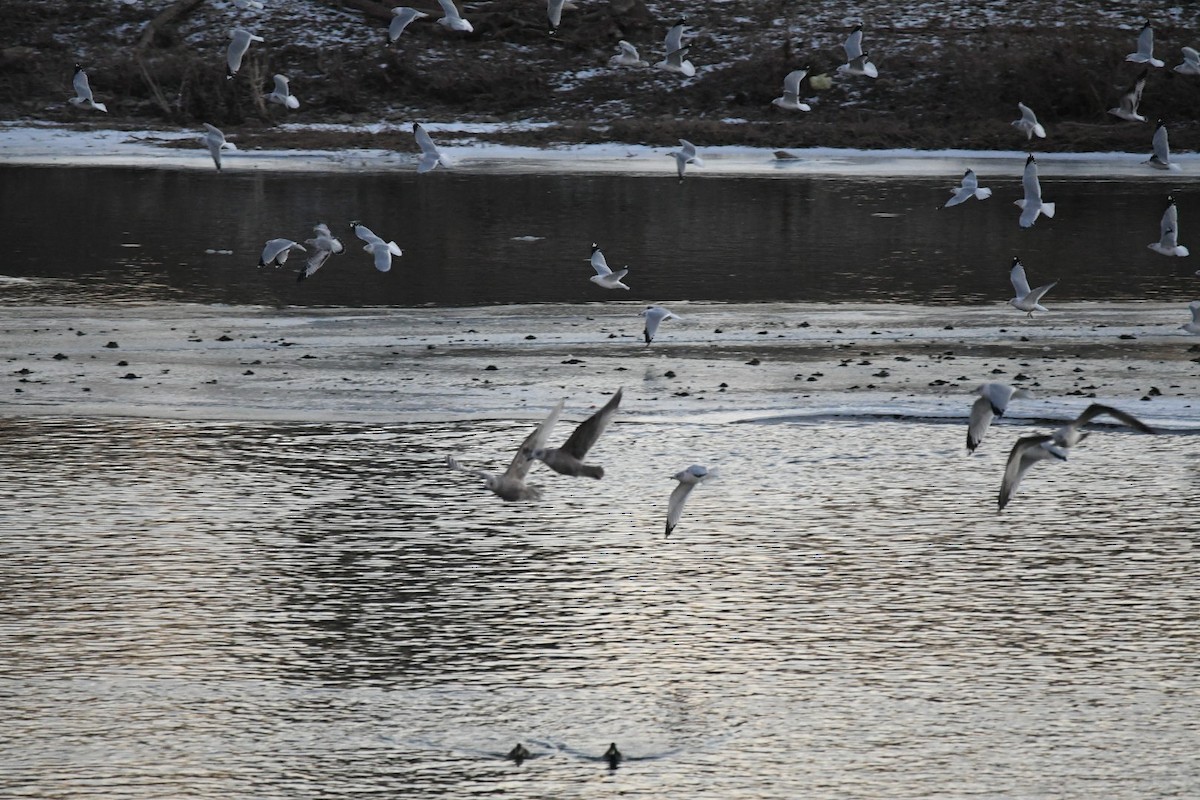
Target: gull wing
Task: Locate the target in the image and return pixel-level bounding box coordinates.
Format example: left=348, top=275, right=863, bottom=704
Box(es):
left=1072, top=403, right=1157, bottom=435
left=438, top=0, right=464, bottom=24
left=389, top=8, right=427, bottom=41
left=617, top=40, right=640, bottom=60
left=1190, top=300, right=1200, bottom=324
left=548, top=0, right=565, bottom=30
left=414, top=123, right=439, bottom=157
left=1021, top=157, right=1042, bottom=203
left=843, top=25, right=864, bottom=60
left=782, top=69, right=808, bottom=96
left=299, top=247, right=333, bottom=281
left=664, top=21, right=685, bottom=54
left=998, top=435, right=1063, bottom=511
left=73, top=70, right=95, bottom=103
left=665, top=480, right=697, bottom=536
left=353, top=223, right=382, bottom=245
left=1151, top=122, right=1171, bottom=163
left=1009, top=260, right=1033, bottom=298
left=272, top=74, right=290, bottom=96
left=505, top=400, right=565, bottom=481
left=590, top=247, right=613, bottom=276
left=966, top=396, right=996, bottom=454
left=558, top=389, right=623, bottom=460
left=1136, top=22, right=1155, bottom=59
left=1024, top=281, right=1058, bottom=307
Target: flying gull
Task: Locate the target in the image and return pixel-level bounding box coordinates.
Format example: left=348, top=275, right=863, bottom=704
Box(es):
left=837, top=24, right=878, bottom=78
left=1173, top=46, right=1200, bottom=75
left=967, top=382, right=1032, bottom=454
left=1144, top=119, right=1180, bottom=171
left=265, top=74, right=300, bottom=109
left=201, top=123, right=236, bottom=171
left=588, top=243, right=631, bottom=290
left=349, top=221, right=403, bottom=272
left=771, top=68, right=812, bottom=112
left=944, top=169, right=992, bottom=208
left=1126, top=20, right=1165, bottom=67
left=298, top=223, right=345, bottom=281
left=666, top=464, right=714, bottom=537
left=997, top=404, right=1156, bottom=511
left=1007, top=256, right=1057, bottom=317
left=640, top=305, right=680, bottom=344
left=387, top=7, right=428, bottom=43
left=437, top=0, right=473, bottom=32
left=1149, top=196, right=1190, bottom=257
left=227, top=28, right=264, bottom=78
left=609, top=40, right=648, bottom=67
left=526, top=389, right=623, bottom=479
left=69, top=65, right=107, bottom=112
left=413, top=123, right=450, bottom=173
left=446, top=401, right=565, bottom=501
left=1015, top=154, right=1055, bottom=228
left=668, top=138, right=703, bottom=181
left=1107, top=69, right=1147, bottom=122
left=657, top=19, right=696, bottom=77
left=1011, top=102, right=1047, bottom=140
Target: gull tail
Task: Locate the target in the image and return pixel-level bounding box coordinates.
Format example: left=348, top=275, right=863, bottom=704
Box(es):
left=974, top=188, right=992, bottom=200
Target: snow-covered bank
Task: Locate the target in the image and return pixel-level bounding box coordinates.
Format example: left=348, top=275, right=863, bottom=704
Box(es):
left=4, top=121, right=1200, bottom=179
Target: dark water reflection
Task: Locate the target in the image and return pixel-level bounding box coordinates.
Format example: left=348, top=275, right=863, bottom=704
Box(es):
left=2, top=165, right=1196, bottom=307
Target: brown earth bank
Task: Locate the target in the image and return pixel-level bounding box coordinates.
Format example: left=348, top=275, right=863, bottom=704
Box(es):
left=3, top=0, right=1200, bottom=153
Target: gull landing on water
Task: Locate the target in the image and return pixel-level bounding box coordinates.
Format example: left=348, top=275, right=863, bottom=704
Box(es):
left=201, top=123, right=236, bottom=171
left=771, top=68, right=811, bottom=112
left=436, top=0, right=473, bottom=32
left=1015, top=154, right=1055, bottom=228
left=588, top=243, right=630, bottom=290
left=413, top=123, right=450, bottom=173
left=266, top=74, right=299, bottom=109
left=387, top=7, right=428, bottom=44
left=526, top=389, right=623, bottom=479
left=447, top=401, right=564, bottom=501
left=1008, top=256, right=1056, bottom=317
left=1144, top=120, right=1180, bottom=171
left=609, top=40, right=648, bottom=68
left=1011, top=102, right=1046, bottom=140
left=349, top=221, right=402, bottom=272
left=1149, top=196, right=1189, bottom=257
left=967, top=383, right=1032, bottom=454
left=226, top=28, right=264, bottom=78
left=1107, top=69, right=1147, bottom=122
left=944, top=169, right=992, bottom=208
left=997, top=404, right=1157, bottom=512
left=640, top=305, right=680, bottom=344
left=666, top=465, right=715, bottom=537
left=1126, top=20, right=1165, bottom=68
left=657, top=19, right=696, bottom=77
left=70, top=65, right=107, bottom=112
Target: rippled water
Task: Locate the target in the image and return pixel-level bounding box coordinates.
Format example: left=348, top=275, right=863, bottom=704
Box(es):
left=2, top=414, right=1198, bottom=799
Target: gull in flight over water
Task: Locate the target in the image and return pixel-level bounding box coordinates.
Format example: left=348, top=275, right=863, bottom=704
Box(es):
left=526, top=389, right=623, bottom=479
left=1182, top=301, right=1200, bottom=334
left=436, top=0, right=473, bottom=32
left=387, top=7, right=427, bottom=43
left=837, top=24, right=878, bottom=78
left=668, top=138, right=703, bottom=181
left=70, top=65, right=107, bottom=112
left=666, top=465, right=715, bottom=537
left=298, top=223, right=345, bottom=281
left=657, top=19, right=696, bottom=77
left=202, top=123, right=236, bottom=171
left=1107, top=69, right=1147, bottom=122
left=640, top=305, right=680, bottom=344
left=609, top=40, right=648, bottom=67
left=447, top=401, right=564, bottom=501
left=771, top=68, right=811, bottom=112
left=258, top=238, right=306, bottom=267
left=1149, top=196, right=1190, bottom=257
left=349, top=221, right=403, bottom=272
left=227, top=28, right=264, bottom=78
left=413, top=123, right=450, bottom=173
left=1126, top=20, right=1165, bottom=67
left=1144, top=119, right=1180, bottom=171
left=1015, top=154, right=1055, bottom=228
left=944, top=169, right=992, bottom=207
left=1173, top=46, right=1200, bottom=75
left=997, top=404, right=1156, bottom=512
left=588, top=243, right=630, bottom=290
left=1012, top=102, right=1046, bottom=140
left=266, top=74, right=300, bottom=109
left=1008, top=256, right=1056, bottom=317
left=967, top=382, right=1032, bottom=454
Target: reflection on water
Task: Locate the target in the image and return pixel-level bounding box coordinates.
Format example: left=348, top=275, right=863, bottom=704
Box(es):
left=2, top=165, right=1197, bottom=307
left=2, top=416, right=1197, bottom=799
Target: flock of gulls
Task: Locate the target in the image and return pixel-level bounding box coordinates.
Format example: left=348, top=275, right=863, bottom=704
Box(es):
left=63, top=5, right=1196, bottom=523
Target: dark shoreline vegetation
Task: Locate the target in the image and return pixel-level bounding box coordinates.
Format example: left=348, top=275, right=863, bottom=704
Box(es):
left=3, top=0, right=1199, bottom=154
